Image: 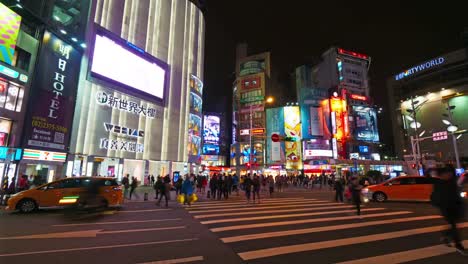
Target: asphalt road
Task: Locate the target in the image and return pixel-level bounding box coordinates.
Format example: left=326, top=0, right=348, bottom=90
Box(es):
left=0, top=187, right=467, bottom=264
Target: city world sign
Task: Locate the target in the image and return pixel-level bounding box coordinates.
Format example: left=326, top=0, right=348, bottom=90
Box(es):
left=395, top=57, right=445, bottom=81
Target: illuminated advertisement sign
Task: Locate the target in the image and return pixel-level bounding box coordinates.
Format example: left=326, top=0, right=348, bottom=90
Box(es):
left=90, top=28, right=168, bottom=100
left=0, top=3, right=21, bottom=65
left=303, top=139, right=332, bottom=159
left=23, top=31, right=81, bottom=151
left=23, top=149, right=67, bottom=162
left=241, top=75, right=262, bottom=90
left=96, top=91, right=162, bottom=118
left=353, top=106, right=380, bottom=142
left=203, top=115, right=220, bottom=145
left=395, top=57, right=445, bottom=81
left=188, top=75, right=203, bottom=163
left=284, top=106, right=302, bottom=169
left=330, top=97, right=346, bottom=140
left=190, top=92, right=202, bottom=114
left=188, top=113, right=202, bottom=162
left=337, top=48, right=369, bottom=60
left=190, top=74, right=203, bottom=95
left=266, top=108, right=285, bottom=164
left=239, top=59, right=266, bottom=77
left=350, top=94, right=367, bottom=101
left=203, top=144, right=219, bottom=155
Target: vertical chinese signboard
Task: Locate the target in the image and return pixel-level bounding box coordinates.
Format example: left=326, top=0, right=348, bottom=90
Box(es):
left=0, top=3, right=21, bottom=65
left=266, top=107, right=285, bottom=164
left=23, top=31, right=81, bottom=151
left=330, top=93, right=349, bottom=159
left=188, top=74, right=203, bottom=163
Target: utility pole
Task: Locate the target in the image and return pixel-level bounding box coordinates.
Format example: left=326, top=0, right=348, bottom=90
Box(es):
left=446, top=102, right=461, bottom=169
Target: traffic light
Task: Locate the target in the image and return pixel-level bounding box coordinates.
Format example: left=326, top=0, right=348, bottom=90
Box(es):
left=246, top=163, right=251, bottom=168
left=283, top=137, right=296, bottom=142
left=411, top=164, right=417, bottom=169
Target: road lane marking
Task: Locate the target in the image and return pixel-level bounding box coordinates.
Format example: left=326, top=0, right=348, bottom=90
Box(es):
left=190, top=198, right=313, bottom=207
left=187, top=200, right=327, bottom=211
left=200, top=208, right=385, bottom=224
left=99, top=226, right=185, bottom=235
left=336, top=240, right=468, bottom=264
left=52, top=218, right=182, bottom=227
left=237, top=222, right=468, bottom=260
left=210, top=211, right=412, bottom=232
left=194, top=198, right=307, bottom=205
left=139, top=256, right=204, bottom=264
left=119, top=209, right=172, bottom=213
left=0, top=226, right=186, bottom=240
left=189, top=202, right=343, bottom=214
left=192, top=203, right=345, bottom=218
left=221, top=215, right=442, bottom=243
left=0, top=238, right=199, bottom=257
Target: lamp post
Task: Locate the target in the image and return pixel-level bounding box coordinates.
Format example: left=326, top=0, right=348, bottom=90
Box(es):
left=443, top=103, right=461, bottom=169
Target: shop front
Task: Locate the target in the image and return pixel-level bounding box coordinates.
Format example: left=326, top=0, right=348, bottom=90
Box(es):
left=18, top=148, right=66, bottom=184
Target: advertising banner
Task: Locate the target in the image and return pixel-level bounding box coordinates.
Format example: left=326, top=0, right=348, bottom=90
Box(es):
left=303, top=139, right=332, bottom=159
left=266, top=108, right=285, bottom=164
left=188, top=74, right=203, bottom=163
left=203, top=115, right=220, bottom=145
left=24, top=31, right=81, bottom=151
left=239, top=59, right=266, bottom=77
left=0, top=3, right=21, bottom=65
left=353, top=106, right=379, bottom=142
left=283, top=106, right=302, bottom=169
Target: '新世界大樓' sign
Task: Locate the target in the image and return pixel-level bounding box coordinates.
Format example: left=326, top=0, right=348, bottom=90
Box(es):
left=395, top=57, right=445, bottom=81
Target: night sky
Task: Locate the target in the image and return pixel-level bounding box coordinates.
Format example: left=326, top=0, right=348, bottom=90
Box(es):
left=202, top=0, right=468, bottom=151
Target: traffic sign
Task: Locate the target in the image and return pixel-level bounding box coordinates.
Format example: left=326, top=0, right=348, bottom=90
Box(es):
left=271, top=133, right=280, bottom=142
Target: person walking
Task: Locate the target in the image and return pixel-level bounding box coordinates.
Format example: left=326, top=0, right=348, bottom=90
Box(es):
left=181, top=176, right=194, bottom=207
left=154, top=176, right=162, bottom=199
left=122, top=174, right=130, bottom=199
left=244, top=174, right=253, bottom=204
left=175, top=177, right=183, bottom=196
left=350, top=177, right=362, bottom=216
left=431, top=167, right=466, bottom=255
left=252, top=174, right=261, bottom=203
left=210, top=174, right=218, bottom=200
left=156, top=175, right=170, bottom=207
left=268, top=176, right=275, bottom=197
left=151, top=175, right=155, bottom=185
left=232, top=174, right=239, bottom=196
left=334, top=179, right=344, bottom=203
left=129, top=177, right=139, bottom=200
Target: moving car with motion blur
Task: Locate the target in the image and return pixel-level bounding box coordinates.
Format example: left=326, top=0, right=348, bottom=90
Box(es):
left=5, top=177, right=123, bottom=213
left=365, top=176, right=467, bottom=202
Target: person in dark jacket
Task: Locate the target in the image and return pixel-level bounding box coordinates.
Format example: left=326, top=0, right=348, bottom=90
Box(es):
left=129, top=177, right=139, bottom=200
left=210, top=175, right=218, bottom=200
left=350, top=177, right=362, bottom=216
left=156, top=175, right=170, bottom=207
left=154, top=176, right=162, bottom=199
left=334, top=179, right=344, bottom=203
left=244, top=174, right=253, bottom=204
left=252, top=175, right=261, bottom=203
left=431, top=166, right=466, bottom=255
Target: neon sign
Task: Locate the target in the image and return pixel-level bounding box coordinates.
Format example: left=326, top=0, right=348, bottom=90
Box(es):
left=350, top=94, right=367, bottom=101
left=330, top=97, right=346, bottom=140
left=395, top=57, right=445, bottom=81
left=337, top=48, right=369, bottom=60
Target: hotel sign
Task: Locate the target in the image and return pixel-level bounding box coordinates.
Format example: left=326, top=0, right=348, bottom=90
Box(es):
left=395, top=57, right=445, bottom=81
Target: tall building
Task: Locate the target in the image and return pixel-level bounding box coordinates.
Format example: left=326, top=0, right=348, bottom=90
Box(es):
left=388, top=49, right=468, bottom=169
left=65, top=0, right=205, bottom=182
left=231, top=44, right=271, bottom=173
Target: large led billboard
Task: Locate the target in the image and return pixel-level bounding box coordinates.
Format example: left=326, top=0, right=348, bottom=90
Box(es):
left=203, top=115, right=220, bottom=145
left=90, top=29, right=168, bottom=100
left=0, top=3, right=21, bottom=65
left=353, top=106, right=380, bottom=142
left=283, top=106, right=302, bottom=169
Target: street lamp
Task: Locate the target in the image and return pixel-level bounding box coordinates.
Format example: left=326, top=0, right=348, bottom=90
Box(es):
left=266, top=96, right=274, bottom=104
left=442, top=103, right=461, bottom=169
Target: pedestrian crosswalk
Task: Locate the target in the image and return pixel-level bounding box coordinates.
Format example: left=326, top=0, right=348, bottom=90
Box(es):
left=185, top=197, right=467, bottom=263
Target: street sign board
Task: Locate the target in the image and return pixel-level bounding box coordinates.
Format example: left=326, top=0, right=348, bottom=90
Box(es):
left=271, top=133, right=280, bottom=142
left=432, top=131, right=448, bottom=141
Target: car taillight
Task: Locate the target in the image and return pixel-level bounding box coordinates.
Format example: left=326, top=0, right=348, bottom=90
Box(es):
left=113, top=186, right=122, bottom=191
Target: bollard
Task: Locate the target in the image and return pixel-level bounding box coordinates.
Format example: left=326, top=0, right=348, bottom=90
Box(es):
left=144, top=192, right=148, bottom=201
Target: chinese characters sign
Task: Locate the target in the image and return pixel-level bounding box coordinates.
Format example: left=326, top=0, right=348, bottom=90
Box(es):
left=96, top=91, right=162, bottom=118
left=432, top=131, right=448, bottom=141
left=24, top=31, right=81, bottom=151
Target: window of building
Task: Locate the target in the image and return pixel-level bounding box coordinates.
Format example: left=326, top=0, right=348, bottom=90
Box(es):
left=0, top=79, right=24, bottom=112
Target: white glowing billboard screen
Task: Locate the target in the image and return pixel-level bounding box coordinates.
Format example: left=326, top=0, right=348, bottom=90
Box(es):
left=91, top=33, right=167, bottom=100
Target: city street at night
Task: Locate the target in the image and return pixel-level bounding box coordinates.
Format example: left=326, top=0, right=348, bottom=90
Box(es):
left=1, top=189, right=467, bottom=263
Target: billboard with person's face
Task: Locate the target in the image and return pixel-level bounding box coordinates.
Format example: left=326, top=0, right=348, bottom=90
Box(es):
left=353, top=106, right=379, bottom=142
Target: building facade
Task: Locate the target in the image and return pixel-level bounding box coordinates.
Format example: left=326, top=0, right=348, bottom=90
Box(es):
left=388, top=49, right=468, bottom=170
left=66, top=0, right=205, bottom=183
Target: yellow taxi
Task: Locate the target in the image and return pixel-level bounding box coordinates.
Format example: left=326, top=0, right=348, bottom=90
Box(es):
left=365, top=176, right=438, bottom=202
left=6, top=177, right=123, bottom=213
